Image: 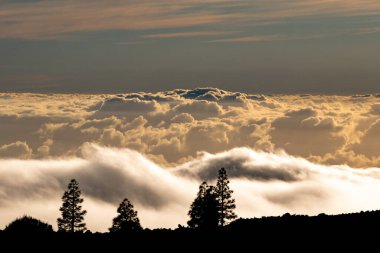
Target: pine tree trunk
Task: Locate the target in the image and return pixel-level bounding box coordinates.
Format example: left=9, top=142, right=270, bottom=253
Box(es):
left=71, top=191, right=75, bottom=232
left=221, top=183, right=225, bottom=226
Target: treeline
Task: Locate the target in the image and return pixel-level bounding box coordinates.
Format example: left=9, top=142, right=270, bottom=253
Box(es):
left=4, top=210, right=380, bottom=250
left=2, top=168, right=237, bottom=233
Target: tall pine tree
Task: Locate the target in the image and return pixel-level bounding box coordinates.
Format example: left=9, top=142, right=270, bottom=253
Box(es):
left=109, top=198, right=142, bottom=232
left=57, top=179, right=87, bottom=232
left=216, top=168, right=237, bottom=226
left=188, top=182, right=219, bottom=229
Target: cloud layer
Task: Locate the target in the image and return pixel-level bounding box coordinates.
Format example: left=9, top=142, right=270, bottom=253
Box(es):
left=1, top=145, right=380, bottom=232
left=1, top=0, right=380, bottom=40
left=1, top=88, right=380, bottom=168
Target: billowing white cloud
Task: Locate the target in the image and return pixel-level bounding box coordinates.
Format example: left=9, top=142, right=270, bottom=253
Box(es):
left=0, top=141, right=32, bottom=159
left=1, top=145, right=380, bottom=232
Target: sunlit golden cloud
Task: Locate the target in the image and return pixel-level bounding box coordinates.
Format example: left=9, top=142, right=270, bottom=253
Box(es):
left=1, top=88, right=380, bottom=168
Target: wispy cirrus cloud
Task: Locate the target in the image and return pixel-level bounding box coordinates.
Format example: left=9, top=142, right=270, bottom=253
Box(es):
left=143, top=31, right=236, bottom=39
left=208, top=32, right=343, bottom=43
left=209, top=34, right=292, bottom=43
left=355, top=26, right=380, bottom=35
left=0, top=0, right=240, bottom=40
left=0, top=0, right=380, bottom=40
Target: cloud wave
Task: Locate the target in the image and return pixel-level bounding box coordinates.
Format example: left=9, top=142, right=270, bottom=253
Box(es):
left=1, top=144, right=380, bottom=232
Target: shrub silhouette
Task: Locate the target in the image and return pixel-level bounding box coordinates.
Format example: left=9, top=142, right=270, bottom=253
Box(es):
left=5, top=216, right=53, bottom=233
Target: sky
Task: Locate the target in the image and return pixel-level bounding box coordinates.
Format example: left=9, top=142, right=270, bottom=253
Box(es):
left=1, top=1, right=380, bottom=231
left=1, top=0, right=380, bottom=93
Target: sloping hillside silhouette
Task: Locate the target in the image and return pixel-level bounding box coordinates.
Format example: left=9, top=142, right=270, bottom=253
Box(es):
left=1, top=210, right=380, bottom=250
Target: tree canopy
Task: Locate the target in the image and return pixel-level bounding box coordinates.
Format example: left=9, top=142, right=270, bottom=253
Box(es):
left=188, top=168, right=237, bottom=229
left=188, top=182, right=220, bottom=229
left=109, top=198, right=142, bottom=232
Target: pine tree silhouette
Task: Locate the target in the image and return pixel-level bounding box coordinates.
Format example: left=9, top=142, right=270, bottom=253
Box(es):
left=109, top=198, right=142, bottom=232
left=57, top=179, right=87, bottom=232
left=188, top=182, right=208, bottom=229
left=188, top=182, right=219, bottom=229
left=216, top=168, right=237, bottom=226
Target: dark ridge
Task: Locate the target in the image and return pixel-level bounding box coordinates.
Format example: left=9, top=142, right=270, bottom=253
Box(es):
left=4, top=215, right=53, bottom=234
left=1, top=210, right=380, bottom=250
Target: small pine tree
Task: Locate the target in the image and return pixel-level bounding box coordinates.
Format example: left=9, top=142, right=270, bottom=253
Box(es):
left=188, top=182, right=220, bottom=229
left=216, top=168, right=237, bottom=226
left=109, top=198, right=142, bottom=232
left=57, top=179, right=87, bottom=232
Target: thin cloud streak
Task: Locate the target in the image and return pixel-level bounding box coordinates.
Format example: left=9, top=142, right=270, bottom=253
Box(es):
left=355, top=26, right=380, bottom=35
left=143, top=31, right=237, bottom=39
left=209, top=29, right=360, bottom=43
left=0, top=0, right=380, bottom=40
left=209, top=34, right=292, bottom=43
left=0, top=0, right=239, bottom=40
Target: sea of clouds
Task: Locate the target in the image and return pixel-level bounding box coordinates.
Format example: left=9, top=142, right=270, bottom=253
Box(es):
left=1, top=88, right=380, bottom=168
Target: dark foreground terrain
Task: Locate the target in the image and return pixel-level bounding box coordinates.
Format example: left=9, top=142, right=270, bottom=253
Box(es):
left=1, top=211, right=380, bottom=250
